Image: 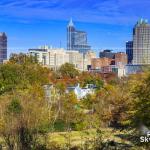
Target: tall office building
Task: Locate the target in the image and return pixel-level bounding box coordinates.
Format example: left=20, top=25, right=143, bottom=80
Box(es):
left=133, top=19, right=150, bottom=64
left=0, top=32, right=7, bottom=63
left=126, top=41, right=133, bottom=64
left=67, top=19, right=91, bottom=53
left=99, top=50, right=115, bottom=59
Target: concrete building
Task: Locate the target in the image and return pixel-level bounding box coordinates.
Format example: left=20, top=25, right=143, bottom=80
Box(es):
left=133, top=19, right=150, bottom=64
left=29, top=47, right=69, bottom=70
left=67, top=19, right=91, bottom=53
left=0, top=32, right=7, bottom=63
left=66, top=50, right=84, bottom=71
left=66, top=50, right=96, bottom=71
left=126, top=41, right=133, bottom=64
left=29, top=46, right=95, bottom=71
left=84, top=51, right=96, bottom=70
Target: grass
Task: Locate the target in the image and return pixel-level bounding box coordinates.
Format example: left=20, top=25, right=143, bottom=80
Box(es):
left=0, top=128, right=146, bottom=149
left=46, top=128, right=134, bottom=147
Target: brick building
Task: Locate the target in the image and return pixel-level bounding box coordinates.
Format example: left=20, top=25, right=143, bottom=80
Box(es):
left=91, top=52, right=127, bottom=70
left=91, top=57, right=112, bottom=69
left=115, top=52, right=127, bottom=66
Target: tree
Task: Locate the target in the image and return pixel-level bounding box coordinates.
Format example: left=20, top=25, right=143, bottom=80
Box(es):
left=92, top=79, right=132, bottom=128
left=80, top=72, right=104, bottom=89
left=9, top=53, right=38, bottom=65
left=132, top=72, right=150, bottom=128
left=0, top=59, right=52, bottom=149
left=0, top=63, right=50, bottom=94
left=0, top=85, right=50, bottom=150
left=58, top=63, right=79, bottom=79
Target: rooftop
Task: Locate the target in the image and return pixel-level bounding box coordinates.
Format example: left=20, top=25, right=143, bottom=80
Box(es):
left=136, top=19, right=150, bottom=26
left=68, top=18, right=74, bottom=27
left=0, top=32, right=6, bottom=37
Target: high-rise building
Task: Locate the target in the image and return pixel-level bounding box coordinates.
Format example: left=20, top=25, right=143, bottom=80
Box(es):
left=0, top=32, right=7, bottom=63
left=67, top=19, right=91, bottom=53
left=133, top=19, right=150, bottom=64
left=99, top=50, right=115, bottom=59
left=126, top=41, right=133, bottom=64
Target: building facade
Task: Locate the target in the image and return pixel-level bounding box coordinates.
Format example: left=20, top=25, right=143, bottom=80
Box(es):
left=125, top=64, right=143, bottom=75
left=67, top=19, right=91, bottom=53
left=133, top=19, right=150, bottom=64
left=115, top=52, right=127, bottom=66
left=91, top=58, right=112, bottom=70
left=99, top=50, right=115, bottom=59
left=84, top=51, right=96, bottom=70
left=126, top=41, right=133, bottom=64
left=29, top=47, right=69, bottom=70
left=29, top=46, right=95, bottom=71
left=0, top=32, right=7, bottom=63
left=66, top=50, right=84, bottom=71
left=91, top=52, right=127, bottom=77
left=96, top=50, right=127, bottom=69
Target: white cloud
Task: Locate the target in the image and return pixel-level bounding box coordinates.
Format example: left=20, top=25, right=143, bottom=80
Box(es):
left=0, top=0, right=149, bottom=25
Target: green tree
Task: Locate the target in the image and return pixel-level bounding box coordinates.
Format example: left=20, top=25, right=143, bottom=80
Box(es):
left=0, top=86, right=50, bottom=150
left=0, top=63, right=50, bottom=94
left=92, top=80, right=132, bottom=128
left=9, top=53, right=37, bottom=65
left=132, top=72, right=150, bottom=128
left=78, top=72, right=104, bottom=90
left=58, top=63, right=79, bottom=79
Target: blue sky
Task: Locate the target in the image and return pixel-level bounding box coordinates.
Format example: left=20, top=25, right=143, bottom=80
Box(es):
left=0, top=0, right=149, bottom=56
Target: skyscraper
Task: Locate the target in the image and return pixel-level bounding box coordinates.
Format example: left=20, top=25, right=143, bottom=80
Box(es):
left=67, top=19, right=91, bottom=53
left=133, top=19, right=150, bottom=64
left=126, top=41, right=133, bottom=64
left=99, top=50, right=115, bottom=59
left=0, top=32, right=7, bottom=63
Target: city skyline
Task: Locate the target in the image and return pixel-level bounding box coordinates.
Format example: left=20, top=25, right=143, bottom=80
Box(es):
left=0, top=0, right=150, bottom=56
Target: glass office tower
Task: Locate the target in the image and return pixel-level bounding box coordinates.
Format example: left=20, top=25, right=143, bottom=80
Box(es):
left=67, top=19, right=91, bottom=54
left=126, top=41, right=133, bottom=64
